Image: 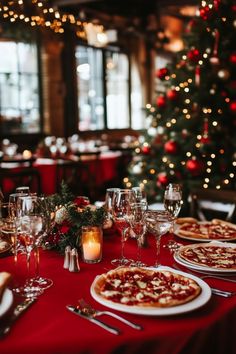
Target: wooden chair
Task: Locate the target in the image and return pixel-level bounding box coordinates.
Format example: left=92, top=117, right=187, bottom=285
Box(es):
left=189, top=188, right=236, bottom=222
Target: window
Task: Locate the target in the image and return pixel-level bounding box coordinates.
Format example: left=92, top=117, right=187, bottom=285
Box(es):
left=75, top=45, right=131, bottom=131
left=0, top=40, right=40, bottom=135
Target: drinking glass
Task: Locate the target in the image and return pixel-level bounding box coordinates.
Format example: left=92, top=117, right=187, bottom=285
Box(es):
left=28, top=196, right=53, bottom=290
left=0, top=202, right=17, bottom=260
left=145, top=210, right=173, bottom=267
left=14, top=195, right=45, bottom=297
left=111, top=189, right=136, bottom=266
left=104, top=188, right=120, bottom=226
left=129, top=202, right=147, bottom=267
left=132, top=186, right=147, bottom=204
left=163, top=184, right=182, bottom=218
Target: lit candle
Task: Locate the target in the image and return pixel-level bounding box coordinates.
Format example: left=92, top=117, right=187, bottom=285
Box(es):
left=81, top=226, right=103, bottom=263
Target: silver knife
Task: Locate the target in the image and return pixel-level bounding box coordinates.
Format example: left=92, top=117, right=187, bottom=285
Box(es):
left=66, top=305, right=120, bottom=335
left=0, top=297, right=36, bottom=338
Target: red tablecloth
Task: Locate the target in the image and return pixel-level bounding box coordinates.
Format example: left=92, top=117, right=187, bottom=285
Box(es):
left=1, top=233, right=236, bottom=354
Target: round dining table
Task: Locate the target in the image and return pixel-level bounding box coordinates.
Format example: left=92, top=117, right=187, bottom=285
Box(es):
left=0, top=230, right=236, bottom=354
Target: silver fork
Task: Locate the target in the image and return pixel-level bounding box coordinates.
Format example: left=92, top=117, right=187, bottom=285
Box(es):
left=173, top=265, right=236, bottom=298
left=78, top=299, right=143, bottom=330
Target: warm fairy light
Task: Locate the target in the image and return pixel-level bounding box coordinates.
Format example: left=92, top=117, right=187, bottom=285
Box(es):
left=205, top=178, right=209, bottom=182
left=169, top=163, right=175, bottom=169
left=150, top=169, right=156, bottom=174
left=233, top=161, right=236, bottom=166
left=206, top=168, right=211, bottom=173
left=162, top=157, right=168, bottom=163
left=143, top=180, right=148, bottom=184
left=182, top=55, right=187, bottom=60
left=175, top=87, right=180, bottom=91
left=184, top=88, right=189, bottom=92
left=196, top=143, right=200, bottom=148
left=171, top=118, right=176, bottom=124
left=166, top=122, right=171, bottom=128
left=203, top=184, right=208, bottom=188
left=222, top=17, right=226, bottom=22
left=126, top=182, right=132, bottom=188
left=203, top=53, right=208, bottom=58
left=230, top=173, right=235, bottom=178
left=186, top=114, right=191, bottom=119
left=171, top=74, right=176, bottom=78
left=207, top=161, right=212, bottom=166
left=219, top=149, right=224, bottom=154
left=135, top=147, right=141, bottom=153
left=212, top=121, right=218, bottom=126
left=188, top=79, right=192, bottom=83
left=198, top=60, right=203, bottom=65
left=218, top=109, right=223, bottom=114
left=224, top=179, right=230, bottom=184
left=180, top=83, right=184, bottom=88
left=216, top=185, right=221, bottom=189
left=211, top=154, right=216, bottom=158
left=225, top=98, right=230, bottom=103
left=197, top=134, right=202, bottom=140
left=185, top=99, right=190, bottom=104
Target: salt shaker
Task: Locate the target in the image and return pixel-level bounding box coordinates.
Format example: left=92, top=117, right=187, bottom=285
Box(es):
left=69, top=248, right=80, bottom=272
left=63, top=245, right=71, bottom=269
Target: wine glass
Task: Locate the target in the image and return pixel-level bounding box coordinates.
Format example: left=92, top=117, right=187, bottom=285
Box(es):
left=28, top=196, right=53, bottom=290
left=0, top=202, right=17, bottom=258
left=132, top=186, right=147, bottom=204
left=145, top=210, right=173, bottom=267
left=111, top=189, right=136, bottom=266
left=104, top=188, right=120, bottom=225
left=15, top=186, right=30, bottom=195
left=14, top=195, right=45, bottom=298
left=129, top=202, right=147, bottom=267
left=163, top=184, right=182, bottom=219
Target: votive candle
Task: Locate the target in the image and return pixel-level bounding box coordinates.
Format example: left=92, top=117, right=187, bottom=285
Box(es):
left=81, top=226, right=103, bottom=263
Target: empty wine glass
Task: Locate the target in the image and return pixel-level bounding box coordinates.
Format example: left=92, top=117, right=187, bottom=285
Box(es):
left=129, top=202, right=147, bottom=267
left=132, top=186, right=147, bottom=204
left=104, top=188, right=120, bottom=224
left=15, top=186, right=30, bottom=195
left=111, top=189, right=136, bottom=266
left=145, top=210, right=173, bottom=267
left=28, top=196, right=53, bottom=290
left=14, top=195, right=45, bottom=298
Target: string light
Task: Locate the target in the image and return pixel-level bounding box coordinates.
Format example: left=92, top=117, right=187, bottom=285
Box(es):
left=0, top=0, right=108, bottom=41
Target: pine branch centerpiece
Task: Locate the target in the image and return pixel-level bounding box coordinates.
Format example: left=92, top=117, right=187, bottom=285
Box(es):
left=44, top=183, right=106, bottom=253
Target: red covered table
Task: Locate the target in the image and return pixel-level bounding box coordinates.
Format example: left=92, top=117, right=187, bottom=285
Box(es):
left=0, top=233, right=236, bottom=354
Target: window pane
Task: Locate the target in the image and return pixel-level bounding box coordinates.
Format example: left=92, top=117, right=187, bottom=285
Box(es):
left=0, top=40, right=40, bottom=135
left=76, top=45, right=105, bottom=131
left=106, top=52, right=129, bottom=129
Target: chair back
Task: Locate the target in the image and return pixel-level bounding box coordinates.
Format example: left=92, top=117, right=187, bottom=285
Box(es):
left=189, top=188, right=236, bottom=222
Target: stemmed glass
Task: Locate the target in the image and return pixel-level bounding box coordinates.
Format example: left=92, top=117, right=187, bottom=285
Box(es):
left=28, top=196, right=53, bottom=290
left=145, top=210, right=173, bottom=267
left=129, top=202, right=147, bottom=267
left=111, top=189, right=136, bottom=266
left=14, top=195, right=45, bottom=297
left=163, top=184, right=182, bottom=219
left=0, top=202, right=16, bottom=257
left=132, top=186, right=147, bottom=204
left=104, top=188, right=120, bottom=226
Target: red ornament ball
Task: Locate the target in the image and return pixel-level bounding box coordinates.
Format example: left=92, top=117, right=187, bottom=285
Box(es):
left=156, top=68, right=169, bottom=80
left=187, top=48, right=201, bottom=63
left=186, top=159, right=204, bottom=176
left=229, top=100, right=236, bottom=113
left=156, top=95, right=166, bottom=108
left=229, top=52, right=236, bottom=65
left=157, top=173, right=168, bottom=186
left=164, top=140, right=178, bottom=154
left=167, top=89, right=178, bottom=101
left=141, top=145, right=151, bottom=155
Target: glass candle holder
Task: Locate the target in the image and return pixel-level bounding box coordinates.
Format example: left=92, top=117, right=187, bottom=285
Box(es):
left=81, top=226, right=103, bottom=263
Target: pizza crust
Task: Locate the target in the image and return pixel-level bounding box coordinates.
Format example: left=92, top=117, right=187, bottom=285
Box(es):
left=93, top=267, right=201, bottom=308
left=176, top=217, right=198, bottom=225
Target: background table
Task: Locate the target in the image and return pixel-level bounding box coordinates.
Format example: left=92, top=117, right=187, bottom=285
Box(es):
left=1, top=232, right=236, bottom=354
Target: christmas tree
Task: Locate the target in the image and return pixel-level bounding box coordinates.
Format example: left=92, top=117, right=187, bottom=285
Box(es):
left=125, top=0, right=236, bottom=210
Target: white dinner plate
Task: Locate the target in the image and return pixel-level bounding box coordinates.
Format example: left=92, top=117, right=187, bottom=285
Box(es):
left=0, top=288, right=13, bottom=317
left=174, top=221, right=236, bottom=242
left=174, top=241, right=236, bottom=274
left=90, top=267, right=211, bottom=316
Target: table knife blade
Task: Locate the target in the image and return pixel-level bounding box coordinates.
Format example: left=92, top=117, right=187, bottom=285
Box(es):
left=66, top=305, right=120, bottom=335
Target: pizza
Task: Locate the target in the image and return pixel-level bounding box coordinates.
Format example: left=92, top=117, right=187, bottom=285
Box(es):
left=93, top=267, right=201, bottom=308
left=176, top=218, right=236, bottom=241
left=178, top=243, right=236, bottom=269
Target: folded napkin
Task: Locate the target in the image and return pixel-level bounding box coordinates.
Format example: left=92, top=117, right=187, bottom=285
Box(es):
left=0, top=272, right=12, bottom=303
